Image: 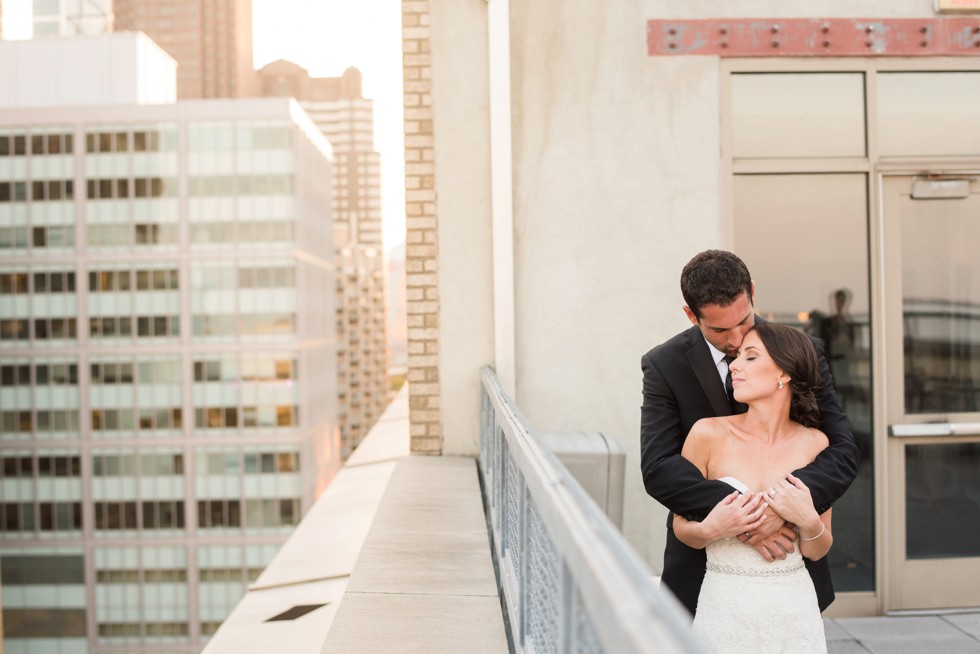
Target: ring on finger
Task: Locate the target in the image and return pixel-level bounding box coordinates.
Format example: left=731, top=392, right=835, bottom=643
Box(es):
left=768, top=488, right=777, bottom=498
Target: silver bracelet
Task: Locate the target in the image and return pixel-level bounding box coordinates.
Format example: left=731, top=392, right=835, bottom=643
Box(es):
left=800, top=523, right=826, bottom=541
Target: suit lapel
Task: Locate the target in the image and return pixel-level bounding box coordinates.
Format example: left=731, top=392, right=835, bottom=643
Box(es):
left=684, top=326, right=732, bottom=417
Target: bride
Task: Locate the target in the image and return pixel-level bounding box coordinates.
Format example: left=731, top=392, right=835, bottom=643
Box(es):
left=673, top=322, right=832, bottom=654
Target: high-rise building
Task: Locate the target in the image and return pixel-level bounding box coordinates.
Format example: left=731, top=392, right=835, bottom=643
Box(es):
left=32, top=0, right=113, bottom=37
left=257, top=61, right=388, bottom=457
left=113, top=0, right=255, bottom=99
left=0, top=35, right=338, bottom=653
left=386, top=240, right=407, bottom=385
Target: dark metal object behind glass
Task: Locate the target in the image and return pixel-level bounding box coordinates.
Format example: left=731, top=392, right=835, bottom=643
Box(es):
left=734, top=173, right=875, bottom=592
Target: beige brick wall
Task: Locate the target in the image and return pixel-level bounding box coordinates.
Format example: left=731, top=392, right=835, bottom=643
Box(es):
left=402, top=0, right=441, bottom=454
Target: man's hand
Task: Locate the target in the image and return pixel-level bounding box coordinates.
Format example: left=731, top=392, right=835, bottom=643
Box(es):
left=741, top=525, right=798, bottom=561
left=736, top=500, right=799, bottom=562
left=739, top=500, right=784, bottom=543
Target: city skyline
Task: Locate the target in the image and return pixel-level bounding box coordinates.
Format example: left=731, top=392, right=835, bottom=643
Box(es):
left=1, top=0, right=406, bottom=251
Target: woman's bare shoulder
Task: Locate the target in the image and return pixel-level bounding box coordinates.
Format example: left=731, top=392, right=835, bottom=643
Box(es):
left=801, top=425, right=830, bottom=456
left=682, top=417, right=732, bottom=471
left=690, top=416, right=731, bottom=435
left=686, top=416, right=732, bottom=446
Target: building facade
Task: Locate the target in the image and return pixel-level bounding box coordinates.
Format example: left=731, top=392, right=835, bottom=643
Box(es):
left=386, top=240, right=407, bottom=385
left=32, top=0, right=113, bottom=36
left=405, top=0, right=980, bottom=617
left=113, top=0, right=255, bottom=99
left=258, top=62, right=389, bottom=457
left=0, top=56, right=339, bottom=651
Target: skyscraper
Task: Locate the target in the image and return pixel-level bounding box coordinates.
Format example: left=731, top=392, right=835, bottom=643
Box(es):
left=113, top=0, right=255, bottom=99
left=257, top=61, right=389, bottom=457
left=0, top=35, right=339, bottom=653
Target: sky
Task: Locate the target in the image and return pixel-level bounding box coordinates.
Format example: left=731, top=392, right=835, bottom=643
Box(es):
left=1, top=0, right=406, bottom=251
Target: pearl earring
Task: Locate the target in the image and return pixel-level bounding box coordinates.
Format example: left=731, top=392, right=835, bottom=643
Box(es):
left=778, top=380, right=784, bottom=390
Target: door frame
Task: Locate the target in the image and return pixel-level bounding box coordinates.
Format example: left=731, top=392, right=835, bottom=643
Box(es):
left=721, top=55, right=980, bottom=616
left=875, top=167, right=980, bottom=612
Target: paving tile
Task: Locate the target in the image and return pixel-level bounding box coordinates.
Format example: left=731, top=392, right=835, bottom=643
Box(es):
left=861, top=640, right=980, bottom=654
left=345, top=529, right=499, bottom=596
left=827, top=641, right=873, bottom=654
left=836, top=616, right=963, bottom=641
left=824, top=618, right=854, bottom=641
left=834, top=616, right=980, bottom=654
left=370, top=491, right=488, bottom=535
left=321, top=593, right=508, bottom=654
left=946, top=613, right=980, bottom=641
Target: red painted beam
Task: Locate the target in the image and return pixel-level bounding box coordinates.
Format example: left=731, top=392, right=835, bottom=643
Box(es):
left=647, top=18, right=980, bottom=57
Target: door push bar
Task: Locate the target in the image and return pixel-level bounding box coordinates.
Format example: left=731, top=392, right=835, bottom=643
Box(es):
left=889, top=423, right=980, bottom=437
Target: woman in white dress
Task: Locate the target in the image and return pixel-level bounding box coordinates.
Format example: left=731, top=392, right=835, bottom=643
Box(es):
left=673, top=322, right=832, bottom=654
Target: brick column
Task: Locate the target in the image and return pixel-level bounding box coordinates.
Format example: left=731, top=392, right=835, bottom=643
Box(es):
left=402, top=0, right=441, bottom=454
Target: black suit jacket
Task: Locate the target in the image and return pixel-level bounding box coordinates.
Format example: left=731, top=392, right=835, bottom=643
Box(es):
left=640, top=319, right=860, bottom=615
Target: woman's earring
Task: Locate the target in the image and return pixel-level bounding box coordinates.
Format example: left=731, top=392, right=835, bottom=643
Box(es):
left=778, top=380, right=784, bottom=390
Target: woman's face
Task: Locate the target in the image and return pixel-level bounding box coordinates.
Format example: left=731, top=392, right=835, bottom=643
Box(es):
left=730, top=330, right=787, bottom=404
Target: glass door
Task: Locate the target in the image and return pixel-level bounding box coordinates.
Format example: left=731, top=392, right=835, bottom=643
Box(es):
left=881, top=173, right=980, bottom=611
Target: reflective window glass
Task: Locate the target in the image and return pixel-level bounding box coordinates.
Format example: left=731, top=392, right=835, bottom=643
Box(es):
left=898, top=182, right=980, bottom=414
left=878, top=73, right=980, bottom=157
left=906, top=443, right=980, bottom=558
left=731, top=73, right=866, bottom=158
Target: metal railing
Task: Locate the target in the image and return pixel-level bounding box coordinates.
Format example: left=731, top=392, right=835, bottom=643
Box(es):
left=479, top=366, right=706, bottom=654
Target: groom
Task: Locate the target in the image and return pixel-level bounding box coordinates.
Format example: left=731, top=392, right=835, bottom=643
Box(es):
left=640, top=249, right=860, bottom=615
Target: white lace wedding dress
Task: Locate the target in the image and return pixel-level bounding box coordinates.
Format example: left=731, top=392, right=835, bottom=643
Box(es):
left=691, top=478, right=827, bottom=654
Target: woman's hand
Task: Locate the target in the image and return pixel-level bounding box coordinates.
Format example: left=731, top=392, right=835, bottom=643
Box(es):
left=764, top=473, right=822, bottom=536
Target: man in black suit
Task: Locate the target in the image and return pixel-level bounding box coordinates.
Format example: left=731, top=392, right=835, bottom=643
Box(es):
left=640, top=249, right=860, bottom=615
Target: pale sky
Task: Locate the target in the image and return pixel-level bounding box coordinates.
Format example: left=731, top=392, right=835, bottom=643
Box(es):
left=1, top=0, right=406, bottom=251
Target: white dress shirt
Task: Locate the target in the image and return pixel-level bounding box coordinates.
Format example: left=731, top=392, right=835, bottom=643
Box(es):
left=704, top=339, right=731, bottom=391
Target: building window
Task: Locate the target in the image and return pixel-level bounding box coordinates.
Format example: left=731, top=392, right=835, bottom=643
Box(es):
left=0, top=502, right=82, bottom=532
left=0, top=273, right=28, bottom=294
left=93, top=501, right=138, bottom=530
left=197, top=500, right=241, bottom=528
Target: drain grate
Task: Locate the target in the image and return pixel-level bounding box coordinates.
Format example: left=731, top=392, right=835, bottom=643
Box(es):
left=265, top=603, right=328, bottom=622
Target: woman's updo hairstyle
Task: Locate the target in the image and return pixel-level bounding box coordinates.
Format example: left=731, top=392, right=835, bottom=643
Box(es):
left=748, top=322, right=821, bottom=427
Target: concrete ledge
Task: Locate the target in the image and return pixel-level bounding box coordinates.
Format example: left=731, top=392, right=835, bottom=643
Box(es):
left=321, top=456, right=508, bottom=653
left=202, top=389, right=410, bottom=654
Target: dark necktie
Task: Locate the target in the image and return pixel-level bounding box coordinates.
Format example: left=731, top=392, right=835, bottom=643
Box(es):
left=723, top=355, right=748, bottom=414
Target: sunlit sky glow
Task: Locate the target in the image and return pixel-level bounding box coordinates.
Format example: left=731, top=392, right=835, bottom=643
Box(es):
left=1, top=0, right=406, bottom=251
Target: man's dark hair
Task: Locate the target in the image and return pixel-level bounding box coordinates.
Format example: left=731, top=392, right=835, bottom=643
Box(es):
left=749, top=322, right=821, bottom=428
left=680, top=250, right=753, bottom=319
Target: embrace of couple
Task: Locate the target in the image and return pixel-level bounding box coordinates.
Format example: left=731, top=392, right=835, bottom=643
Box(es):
left=640, top=250, right=861, bottom=653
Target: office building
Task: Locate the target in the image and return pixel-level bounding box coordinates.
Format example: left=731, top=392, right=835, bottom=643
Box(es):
left=113, top=0, right=255, bottom=99
left=258, top=61, right=388, bottom=457
left=0, top=35, right=338, bottom=653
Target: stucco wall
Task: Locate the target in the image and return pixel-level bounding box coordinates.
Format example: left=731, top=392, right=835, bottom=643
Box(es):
left=428, top=0, right=495, bottom=456
left=425, top=0, right=940, bottom=568
left=506, top=0, right=937, bottom=569
left=507, top=1, right=722, bottom=568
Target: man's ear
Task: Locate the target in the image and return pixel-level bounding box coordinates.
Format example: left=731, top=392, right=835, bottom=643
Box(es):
left=750, top=282, right=756, bottom=306
left=683, top=306, right=699, bottom=326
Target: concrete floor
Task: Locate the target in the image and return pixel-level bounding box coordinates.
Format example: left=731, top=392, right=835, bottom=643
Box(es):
left=826, top=612, right=980, bottom=653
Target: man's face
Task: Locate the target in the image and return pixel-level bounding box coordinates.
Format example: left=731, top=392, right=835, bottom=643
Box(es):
left=683, top=289, right=755, bottom=357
